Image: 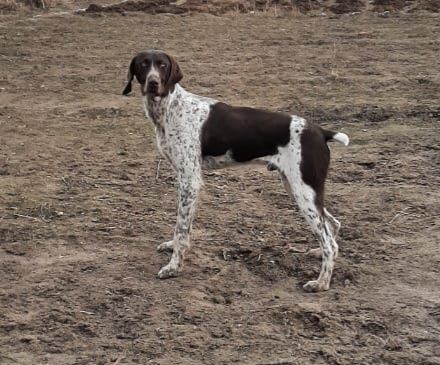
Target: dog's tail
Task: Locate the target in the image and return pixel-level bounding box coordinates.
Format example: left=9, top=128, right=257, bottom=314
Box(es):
left=323, top=129, right=350, bottom=146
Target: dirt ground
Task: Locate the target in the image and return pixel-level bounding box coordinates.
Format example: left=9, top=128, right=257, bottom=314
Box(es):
left=1, top=4, right=440, bottom=365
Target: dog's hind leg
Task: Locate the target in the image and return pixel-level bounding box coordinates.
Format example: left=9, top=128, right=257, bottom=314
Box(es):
left=283, top=172, right=337, bottom=291
left=304, top=209, right=340, bottom=259
left=276, top=142, right=337, bottom=291
left=324, top=208, right=341, bottom=238
left=280, top=172, right=322, bottom=260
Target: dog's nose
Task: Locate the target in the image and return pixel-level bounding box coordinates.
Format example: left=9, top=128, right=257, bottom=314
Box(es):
left=146, top=79, right=160, bottom=94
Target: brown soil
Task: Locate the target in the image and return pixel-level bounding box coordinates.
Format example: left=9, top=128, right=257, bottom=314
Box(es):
left=1, top=6, right=440, bottom=365
left=328, top=0, right=365, bottom=15
left=371, top=0, right=408, bottom=12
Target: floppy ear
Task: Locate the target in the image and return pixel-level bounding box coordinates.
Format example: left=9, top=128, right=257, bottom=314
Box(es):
left=122, top=56, right=136, bottom=96
left=166, top=54, right=183, bottom=89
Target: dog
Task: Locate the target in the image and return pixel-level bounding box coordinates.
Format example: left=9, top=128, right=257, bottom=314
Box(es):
left=122, top=50, right=349, bottom=292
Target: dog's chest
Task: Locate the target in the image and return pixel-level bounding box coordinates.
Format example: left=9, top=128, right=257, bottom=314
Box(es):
left=153, top=101, right=210, bottom=166
left=154, top=125, right=172, bottom=162
left=144, top=88, right=217, bottom=168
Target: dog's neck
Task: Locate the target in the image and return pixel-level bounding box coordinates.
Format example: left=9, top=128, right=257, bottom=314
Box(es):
left=143, top=84, right=184, bottom=126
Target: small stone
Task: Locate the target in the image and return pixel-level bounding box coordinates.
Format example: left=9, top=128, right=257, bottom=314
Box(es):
left=212, top=295, right=225, bottom=304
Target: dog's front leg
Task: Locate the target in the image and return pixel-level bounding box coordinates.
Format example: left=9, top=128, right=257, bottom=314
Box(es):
left=157, top=168, right=202, bottom=279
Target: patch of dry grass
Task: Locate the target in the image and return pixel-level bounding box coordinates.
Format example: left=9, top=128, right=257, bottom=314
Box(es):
left=0, top=0, right=85, bottom=11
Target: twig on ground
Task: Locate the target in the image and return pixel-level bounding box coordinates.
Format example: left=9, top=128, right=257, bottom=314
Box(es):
left=283, top=245, right=307, bottom=255
left=79, top=310, right=95, bottom=315
left=155, top=159, right=162, bottom=180
left=113, top=354, right=126, bottom=365
left=95, top=181, right=132, bottom=186
left=387, top=207, right=411, bottom=225
left=13, top=213, right=40, bottom=221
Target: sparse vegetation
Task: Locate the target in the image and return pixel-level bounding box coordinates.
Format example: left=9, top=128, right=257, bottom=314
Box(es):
left=1, top=0, right=439, bottom=13
left=1, top=2, right=439, bottom=364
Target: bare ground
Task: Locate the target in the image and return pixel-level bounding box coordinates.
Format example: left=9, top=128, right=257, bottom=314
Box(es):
left=0, top=7, right=440, bottom=365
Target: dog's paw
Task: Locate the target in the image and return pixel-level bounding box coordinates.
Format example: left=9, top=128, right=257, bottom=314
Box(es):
left=157, top=240, right=174, bottom=252
left=303, top=280, right=329, bottom=292
left=157, top=263, right=180, bottom=279
left=306, top=248, right=322, bottom=259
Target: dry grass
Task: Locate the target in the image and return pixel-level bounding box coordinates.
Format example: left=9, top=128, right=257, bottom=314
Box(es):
left=1, top=0, right=438, bottom=13
left=0, top=0, right=48, bottom=9
left=0, top=0, right=37, bottom=10
left=0, top=0, right=19, bottom=11
left=0, top=0, right=85, bottom=10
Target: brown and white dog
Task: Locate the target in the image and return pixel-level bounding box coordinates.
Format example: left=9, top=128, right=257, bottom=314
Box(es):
left=123, top=50, right=349, bottom=292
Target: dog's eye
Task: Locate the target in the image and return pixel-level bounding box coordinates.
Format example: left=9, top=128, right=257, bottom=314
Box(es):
left=159, top=63, right=166, bottom=69
left=141, top=62, right=148, bottom=68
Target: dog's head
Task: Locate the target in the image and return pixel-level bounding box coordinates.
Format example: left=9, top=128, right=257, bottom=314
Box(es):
left=122, top=50, right=183, bottom=98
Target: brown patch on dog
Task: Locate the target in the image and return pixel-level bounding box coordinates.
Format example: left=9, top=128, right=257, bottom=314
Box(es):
left=164, top=53, right=183, bottom=95
left=201, top=102, right=291, bottom=162
left=300, top=124, right=332, bottom=213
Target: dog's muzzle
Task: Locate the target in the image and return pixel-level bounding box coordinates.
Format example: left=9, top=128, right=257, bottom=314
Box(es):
left=145, top=74, right=161, bottom=95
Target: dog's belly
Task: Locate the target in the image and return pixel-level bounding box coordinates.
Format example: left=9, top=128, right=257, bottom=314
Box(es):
left=202, top=150, right=271, bottom=170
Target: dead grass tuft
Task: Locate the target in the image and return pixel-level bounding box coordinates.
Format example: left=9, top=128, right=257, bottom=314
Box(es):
left=0, top=0, right=49, bottom=9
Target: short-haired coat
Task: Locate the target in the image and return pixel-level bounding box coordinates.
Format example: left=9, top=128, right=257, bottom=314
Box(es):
left=123, top=50, right=349, bottom=292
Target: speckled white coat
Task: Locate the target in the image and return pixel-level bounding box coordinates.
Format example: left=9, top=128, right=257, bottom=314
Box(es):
left=143, top=83, right=344, bottom=292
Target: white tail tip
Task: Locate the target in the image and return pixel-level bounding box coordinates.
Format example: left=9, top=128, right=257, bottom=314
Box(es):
left=333, top=132, right=349, bottom=146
